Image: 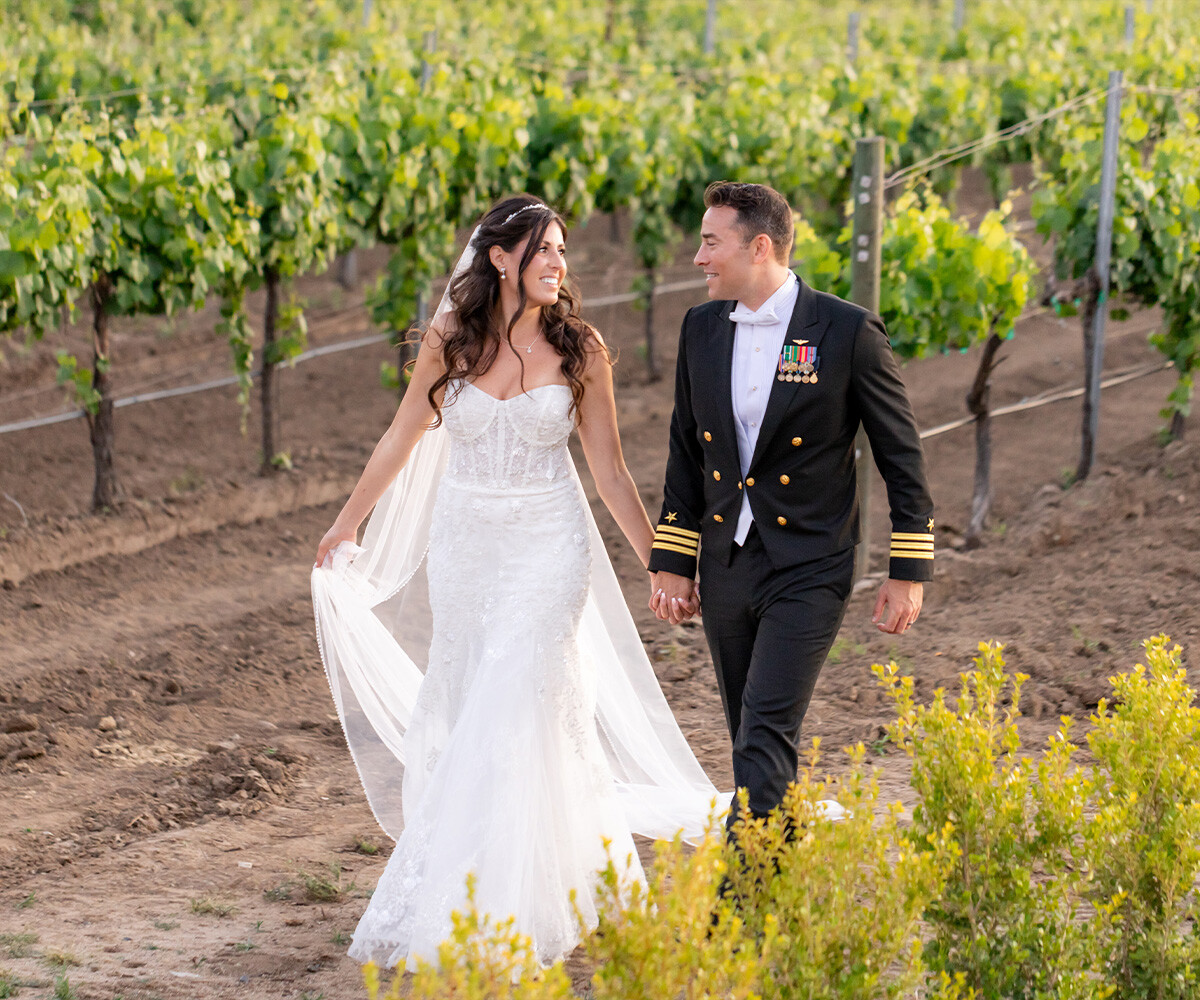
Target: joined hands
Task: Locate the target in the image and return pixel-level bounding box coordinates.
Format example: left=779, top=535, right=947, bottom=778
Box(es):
left=647, top=572, right=923, bottom=634
left=649, top=571, right=700, bottom=625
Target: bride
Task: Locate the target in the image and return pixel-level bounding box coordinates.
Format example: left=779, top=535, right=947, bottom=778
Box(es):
left=311, top=195, right=720, bottom=971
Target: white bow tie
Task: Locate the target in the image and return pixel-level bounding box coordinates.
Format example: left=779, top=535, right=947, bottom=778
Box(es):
left=729, top=304, right=779, bottom=326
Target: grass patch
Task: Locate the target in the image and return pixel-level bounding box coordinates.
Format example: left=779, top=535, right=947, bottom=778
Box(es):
left=190, top=897, right=236, bottom=918
left=233, top=941, right=258, bottom=953
left=298, top=861, right=356, bottom=903
left=15, top=893, right=34, bottom=911
left=152, top=920, right=178, bottom=931
left=826, top=635, right=867, bottom=665
left=331, top=929, right=350, bottom=946
left=168, top=466, right=205, bottom=495
left=263, top=881, right=294, bottom=903
left=52, top=973, right=75, bottom=1000
left=40, top=950, right=80, bottom=970
left=0, top=970, right=15, bottom=999
left=0, top=934, right=37, bottom=960
left=869, top=731, right=893, bottom=756
left=352, top=837, right=379, bottom=856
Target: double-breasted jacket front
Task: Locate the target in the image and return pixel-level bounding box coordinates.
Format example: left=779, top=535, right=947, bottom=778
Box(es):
left=648, top=276, right=934, bottom=582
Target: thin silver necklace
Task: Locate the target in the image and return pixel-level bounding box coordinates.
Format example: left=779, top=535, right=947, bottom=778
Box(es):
left=512, top=333, right=541, bottom=354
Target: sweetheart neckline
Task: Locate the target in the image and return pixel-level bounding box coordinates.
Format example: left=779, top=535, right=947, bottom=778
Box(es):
left=461, top=380, right=571, bottom=404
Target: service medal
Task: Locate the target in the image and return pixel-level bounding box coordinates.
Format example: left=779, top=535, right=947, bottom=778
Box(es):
left=778, top=344, right=799, bottom=382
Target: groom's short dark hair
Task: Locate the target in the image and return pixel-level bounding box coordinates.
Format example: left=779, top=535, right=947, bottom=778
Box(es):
left=704, top=182, right=794, bottom=265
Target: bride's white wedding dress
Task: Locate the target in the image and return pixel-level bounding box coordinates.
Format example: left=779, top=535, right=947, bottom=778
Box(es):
left=311, top=378, right=721, bottom=970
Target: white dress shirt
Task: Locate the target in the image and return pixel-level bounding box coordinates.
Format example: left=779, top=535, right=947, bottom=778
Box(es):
left=729, top=272, right=799, bottom=545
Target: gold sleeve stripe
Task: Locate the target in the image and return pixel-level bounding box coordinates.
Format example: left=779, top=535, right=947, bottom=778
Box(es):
left=652, top=540, right=699, bottom=557
left=654, top=537, right=698, bottom=550
left=892, top=531, right=935, bottom=541
left=654, top=542, right=697, bottom=555
left=653, top=535, right=698, bottom=551
left=890, top=548, right=934, bottom=560
left=657, top=535, right=700, bottom=549
left=656, top=524, right=700, bottom=540
left=891, top=540, right=934, bottom=551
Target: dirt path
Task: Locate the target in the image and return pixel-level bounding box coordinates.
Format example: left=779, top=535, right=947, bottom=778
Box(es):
left=2, top=188, right=1197, bottom=999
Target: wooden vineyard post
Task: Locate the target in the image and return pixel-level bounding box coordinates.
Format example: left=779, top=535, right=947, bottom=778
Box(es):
left=851, top=137, right=883, bottom=583
left=643, top=267, right=660, bottom=383
left=1078, top=70, right=1122, bottom=482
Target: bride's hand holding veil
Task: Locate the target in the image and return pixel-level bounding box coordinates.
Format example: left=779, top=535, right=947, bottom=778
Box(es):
left=313, top=325, right=449, bottom=569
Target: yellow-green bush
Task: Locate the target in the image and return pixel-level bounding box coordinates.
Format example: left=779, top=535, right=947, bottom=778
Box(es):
left=877, top=642, right=1107, bottom=999
left=584, top=817, right=769, bottom=1000
left=725, top=752, right=958, bottom=1000
left=360, top=637, right=1200, bottom=999
left=362, top=875, right=574, bottom=1000
left=1084, top=636, right=1200, bottom=999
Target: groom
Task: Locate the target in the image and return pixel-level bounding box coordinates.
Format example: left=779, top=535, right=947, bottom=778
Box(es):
left=648, top=181, right=934, bottom=828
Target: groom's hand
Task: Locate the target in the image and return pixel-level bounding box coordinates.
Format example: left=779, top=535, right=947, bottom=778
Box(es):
left=650, top=571, right=699, bottom=624
left=872, top=578, right=923, bottom=634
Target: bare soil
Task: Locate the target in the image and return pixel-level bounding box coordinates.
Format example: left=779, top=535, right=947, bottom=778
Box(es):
left=1, top=172, right=1196, bottom=999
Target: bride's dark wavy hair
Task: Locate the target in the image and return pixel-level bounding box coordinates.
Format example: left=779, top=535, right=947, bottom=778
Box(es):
left=424, top=194, right=609, bottom=426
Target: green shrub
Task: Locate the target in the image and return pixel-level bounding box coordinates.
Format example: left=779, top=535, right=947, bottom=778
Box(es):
left=363, top=874, right=573, bottom=1000
left=877, top=642, right=1107, bottom=999
left=726, top=750, right=957, bottom=1000
left=357, top=636, right=1200, bottom=1000
left=1084, top=635, right=1200, bottom=999
left=585, top=815, right=768, bottom=1000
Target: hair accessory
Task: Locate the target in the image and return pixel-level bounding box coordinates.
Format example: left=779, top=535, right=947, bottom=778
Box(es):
left=504, top=203, right=551, bottom=225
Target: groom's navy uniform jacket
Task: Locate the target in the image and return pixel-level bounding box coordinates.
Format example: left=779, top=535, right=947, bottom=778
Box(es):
left=648, top=277, right=934, bottom=581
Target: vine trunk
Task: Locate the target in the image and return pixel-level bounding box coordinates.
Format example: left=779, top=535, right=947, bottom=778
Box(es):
left=964, top=329, right=1005, bottom=549
left=260, top=267, right=280, bottom=474
left=88, top=278, right=117, bottom=511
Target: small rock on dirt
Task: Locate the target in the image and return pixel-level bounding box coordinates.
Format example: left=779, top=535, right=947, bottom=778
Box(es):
left=210, top=774, right=235, bottom=795
left=97, top=716, right=118, bottom=732
left=4, top=713, right=39, bottom=733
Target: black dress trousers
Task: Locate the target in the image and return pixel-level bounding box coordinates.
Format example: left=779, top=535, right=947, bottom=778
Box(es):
left=699, top=525, right=854, bottom=825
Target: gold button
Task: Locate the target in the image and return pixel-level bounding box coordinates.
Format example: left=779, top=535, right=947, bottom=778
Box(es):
left=703, top=431, right=712, bottom=442
left=713, top=514, right=724, bottom=523
left=737, top=481, right=743, bottom=490
left=713, top=470, right=721, bottom=481
left=745, top=477, right=755, bottom=487
left=777, top=516, right=787, bottom=526
left=792, top=437, right=802, bottom=446
left=780, top=475, right=790, bottom=485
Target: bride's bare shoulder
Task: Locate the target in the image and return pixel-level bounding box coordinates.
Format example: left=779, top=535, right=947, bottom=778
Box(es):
left=575, top=321, right=614, bottom=373
left=423, top=313, right=461, bottom=354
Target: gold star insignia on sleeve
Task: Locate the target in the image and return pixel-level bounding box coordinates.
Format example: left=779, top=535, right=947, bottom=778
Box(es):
left=665, top=512, right=678, bottom=523
left=928, top=518, right=935, bottom=532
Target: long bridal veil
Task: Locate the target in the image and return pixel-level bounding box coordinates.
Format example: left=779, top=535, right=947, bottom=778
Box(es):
left=310, top=232, right=720, bottom=843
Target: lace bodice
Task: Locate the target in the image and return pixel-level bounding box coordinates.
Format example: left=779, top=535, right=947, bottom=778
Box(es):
left=442, top=380, right=575, bottom=490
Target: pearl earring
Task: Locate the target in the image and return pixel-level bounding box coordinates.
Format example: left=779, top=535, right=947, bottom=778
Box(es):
left=500, top=266, right=507, bottom=279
